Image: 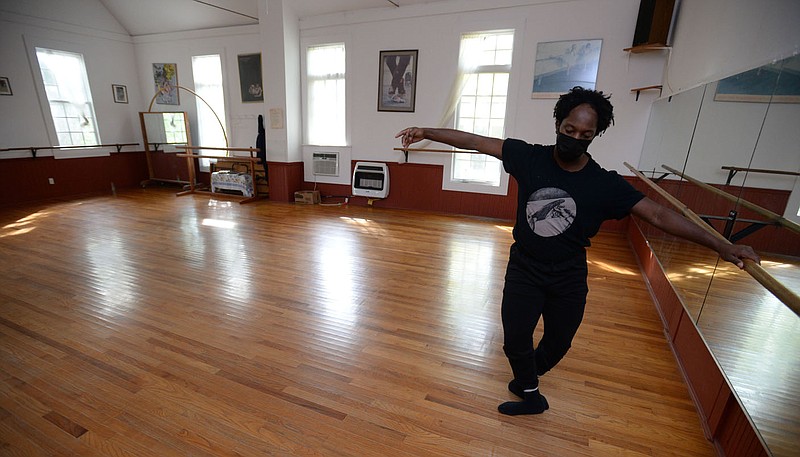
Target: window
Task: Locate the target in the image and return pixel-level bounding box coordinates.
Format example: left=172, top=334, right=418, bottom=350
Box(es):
left=452, top=30, right=514, bottom=186
left=306, top=43, right=346, bottom=146
left=35, top=47, right=100, bottom=146
left=191, top=54, right=227, bottom=170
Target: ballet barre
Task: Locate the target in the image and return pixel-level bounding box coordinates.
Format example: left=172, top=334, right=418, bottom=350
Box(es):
left=662, top=164, right=800, bottom=237
left=625, top=162, right=800, bottom=317
left=393, top=147, right=479, bottom=162
left=0, top=142, right=139, bottom=158
left=721, top=166, right=800, bottom=185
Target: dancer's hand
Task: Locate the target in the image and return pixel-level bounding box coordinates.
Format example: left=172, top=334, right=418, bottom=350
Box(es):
left=395, top=127, right=425, bottom=148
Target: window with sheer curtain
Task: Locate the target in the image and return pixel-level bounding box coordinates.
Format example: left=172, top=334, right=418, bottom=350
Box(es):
left=192, top=54, right=227, bottom=171
left=306, top=43, right=346, bottom=146
left=35, top=47, right=100, bottom=146
left=452, top=30, right=514, bottom=186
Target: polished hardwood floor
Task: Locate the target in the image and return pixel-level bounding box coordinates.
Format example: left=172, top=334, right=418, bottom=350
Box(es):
left=0, top=188, right=716, bottom=456
left=647, top=236, right=800, bottom=457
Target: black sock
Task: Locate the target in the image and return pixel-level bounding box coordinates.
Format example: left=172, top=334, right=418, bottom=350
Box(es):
left=498, top=388, right=549, bottom=416
left=508, top=379, right=525, bottom=399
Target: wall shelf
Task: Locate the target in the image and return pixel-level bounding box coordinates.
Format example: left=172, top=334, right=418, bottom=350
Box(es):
left=631, top=85, right=663, bottom=100
left=624, top=43, right=671, bottom=53
left=625, top=43, right=669, bottom=100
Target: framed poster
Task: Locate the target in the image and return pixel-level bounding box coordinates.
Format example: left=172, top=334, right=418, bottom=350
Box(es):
left=238, top=53, right=264, bottom=103
left=532, top=39, right=602, bottom=99
left=112, top=84, right=128, bottom=103
left=153, top=63, right=179, bottom=105
left=378, top=50, right=418, bottom=112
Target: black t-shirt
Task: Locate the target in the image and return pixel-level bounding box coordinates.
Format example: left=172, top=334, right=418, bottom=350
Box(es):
left=502, top=138, right=645, bottom=262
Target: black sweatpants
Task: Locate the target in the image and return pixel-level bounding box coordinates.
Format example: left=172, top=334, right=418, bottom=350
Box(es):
left=501, top=243, right=589, bottom=390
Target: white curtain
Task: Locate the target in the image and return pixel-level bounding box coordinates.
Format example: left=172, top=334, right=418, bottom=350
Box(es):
left=192, top=55, right=227, bottom=170
left=307, top=44, right=346, bottom=146
left=408, top=32, right=483, bottom=153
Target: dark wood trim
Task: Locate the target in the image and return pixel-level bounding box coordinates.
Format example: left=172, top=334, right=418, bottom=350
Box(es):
left=627, top=218, right=769, bottom=457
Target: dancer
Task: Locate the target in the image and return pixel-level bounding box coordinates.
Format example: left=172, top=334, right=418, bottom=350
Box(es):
left=396, top=86, right=760, bottom=415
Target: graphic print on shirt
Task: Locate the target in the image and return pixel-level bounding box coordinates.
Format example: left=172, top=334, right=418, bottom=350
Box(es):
left=525, top=187, right=577, bottom=237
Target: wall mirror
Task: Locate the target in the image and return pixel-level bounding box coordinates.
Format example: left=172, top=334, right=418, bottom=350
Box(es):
left=637, top=54, right=800, bottom=457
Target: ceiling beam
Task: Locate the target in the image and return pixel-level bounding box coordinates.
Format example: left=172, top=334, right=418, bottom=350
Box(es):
left=192, top=0, right=258, bottom=20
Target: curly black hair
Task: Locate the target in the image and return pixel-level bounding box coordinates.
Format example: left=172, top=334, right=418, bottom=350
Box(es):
left=553, top=86, right=614, bottom=136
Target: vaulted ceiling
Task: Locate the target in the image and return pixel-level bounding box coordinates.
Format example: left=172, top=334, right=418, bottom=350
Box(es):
left=97, top=0, right=449, bottom=36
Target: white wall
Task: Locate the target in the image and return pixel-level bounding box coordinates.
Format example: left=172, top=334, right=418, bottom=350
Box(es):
left=664, top=0, right=800, bottom=95
left=293, top=0, right=800, bottom=187
left=0, top=0, right=142, bottom=158
left=637, top=0, right=800, bottom=192
left=297, top=0, right=654, bottom=183
left=3, top=0, right=798, bottom=187
left=0, top=0, right=267, bottom=161
left=132, top=26, right=265, bottom=152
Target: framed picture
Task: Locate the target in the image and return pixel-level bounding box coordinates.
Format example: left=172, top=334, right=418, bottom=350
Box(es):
left=714, top=54, right=800, bottom=103
left=0, top=77, right=11, bottom=96
left=153, top=63, right=179, bottom=105
left=112, top=84, right=128, bottom=104
left=378, top=50, right=418, bottom=112
left=238, top=53, right=264, bottom=103
left=532, top=39, right=602, bottom=99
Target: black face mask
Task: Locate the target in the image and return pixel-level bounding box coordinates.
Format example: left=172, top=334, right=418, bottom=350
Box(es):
left=556, top=132, right=592, bottom=162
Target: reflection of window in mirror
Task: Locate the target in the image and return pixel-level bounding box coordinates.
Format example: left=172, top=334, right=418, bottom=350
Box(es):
left=163, top=113, right=187, bottom=144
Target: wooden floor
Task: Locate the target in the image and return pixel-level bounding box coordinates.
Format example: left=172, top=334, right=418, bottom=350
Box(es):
left=0, top=188, right=716, bottom=456
left=648, top=237, right=800, bottom=457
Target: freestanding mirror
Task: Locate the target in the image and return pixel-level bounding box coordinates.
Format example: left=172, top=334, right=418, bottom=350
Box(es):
left=139, top=111, right=192, bottom=186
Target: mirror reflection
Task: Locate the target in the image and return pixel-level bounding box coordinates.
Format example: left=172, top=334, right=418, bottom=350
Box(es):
left=637, top=84, right=713, bottom=317
left=141, top=112, right=189, bottom=145
left=637, top=54, right=800, bottom=457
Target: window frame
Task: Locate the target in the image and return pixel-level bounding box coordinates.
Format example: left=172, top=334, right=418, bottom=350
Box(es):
left=32, top=45, right=103, bottom=155
left=191, top=53, right=229, bottom=172
left=442, top=28, right=519, bottom=196
left=301, top=39, right=350, bottom=147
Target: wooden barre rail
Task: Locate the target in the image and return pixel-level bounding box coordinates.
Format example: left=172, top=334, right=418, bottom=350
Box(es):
left=624, top=162, right=800, bottom=317
left=0, top=142, right=140, bottom=157
left=175, top=154, right=261, bottom=163
left=178, top=145, right=258, bottom=155
left=662, top=164, right=800, bottom=235
left=722, top=165, right=800, bottom=185
left=393, top=147, right=479, bottom=154
left=393, top=146, right=481, bottom=163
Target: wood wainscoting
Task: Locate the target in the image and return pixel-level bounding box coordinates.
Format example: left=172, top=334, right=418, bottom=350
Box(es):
left=0, top=152, right=149, bottom=207
left=628, top=218, right=773, bottom=457
left=301, top=161, right=634, bottom=229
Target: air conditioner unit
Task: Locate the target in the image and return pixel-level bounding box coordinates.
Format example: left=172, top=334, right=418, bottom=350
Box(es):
left=352, top=162, right=389, bottom=199
left=312, top=151, right=339, bottom=176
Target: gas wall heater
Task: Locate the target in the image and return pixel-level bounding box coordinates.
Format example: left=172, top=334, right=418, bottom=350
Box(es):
left=312, top=152, right=339, bottom=176
left=352, top=162, right=389, bottom=199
